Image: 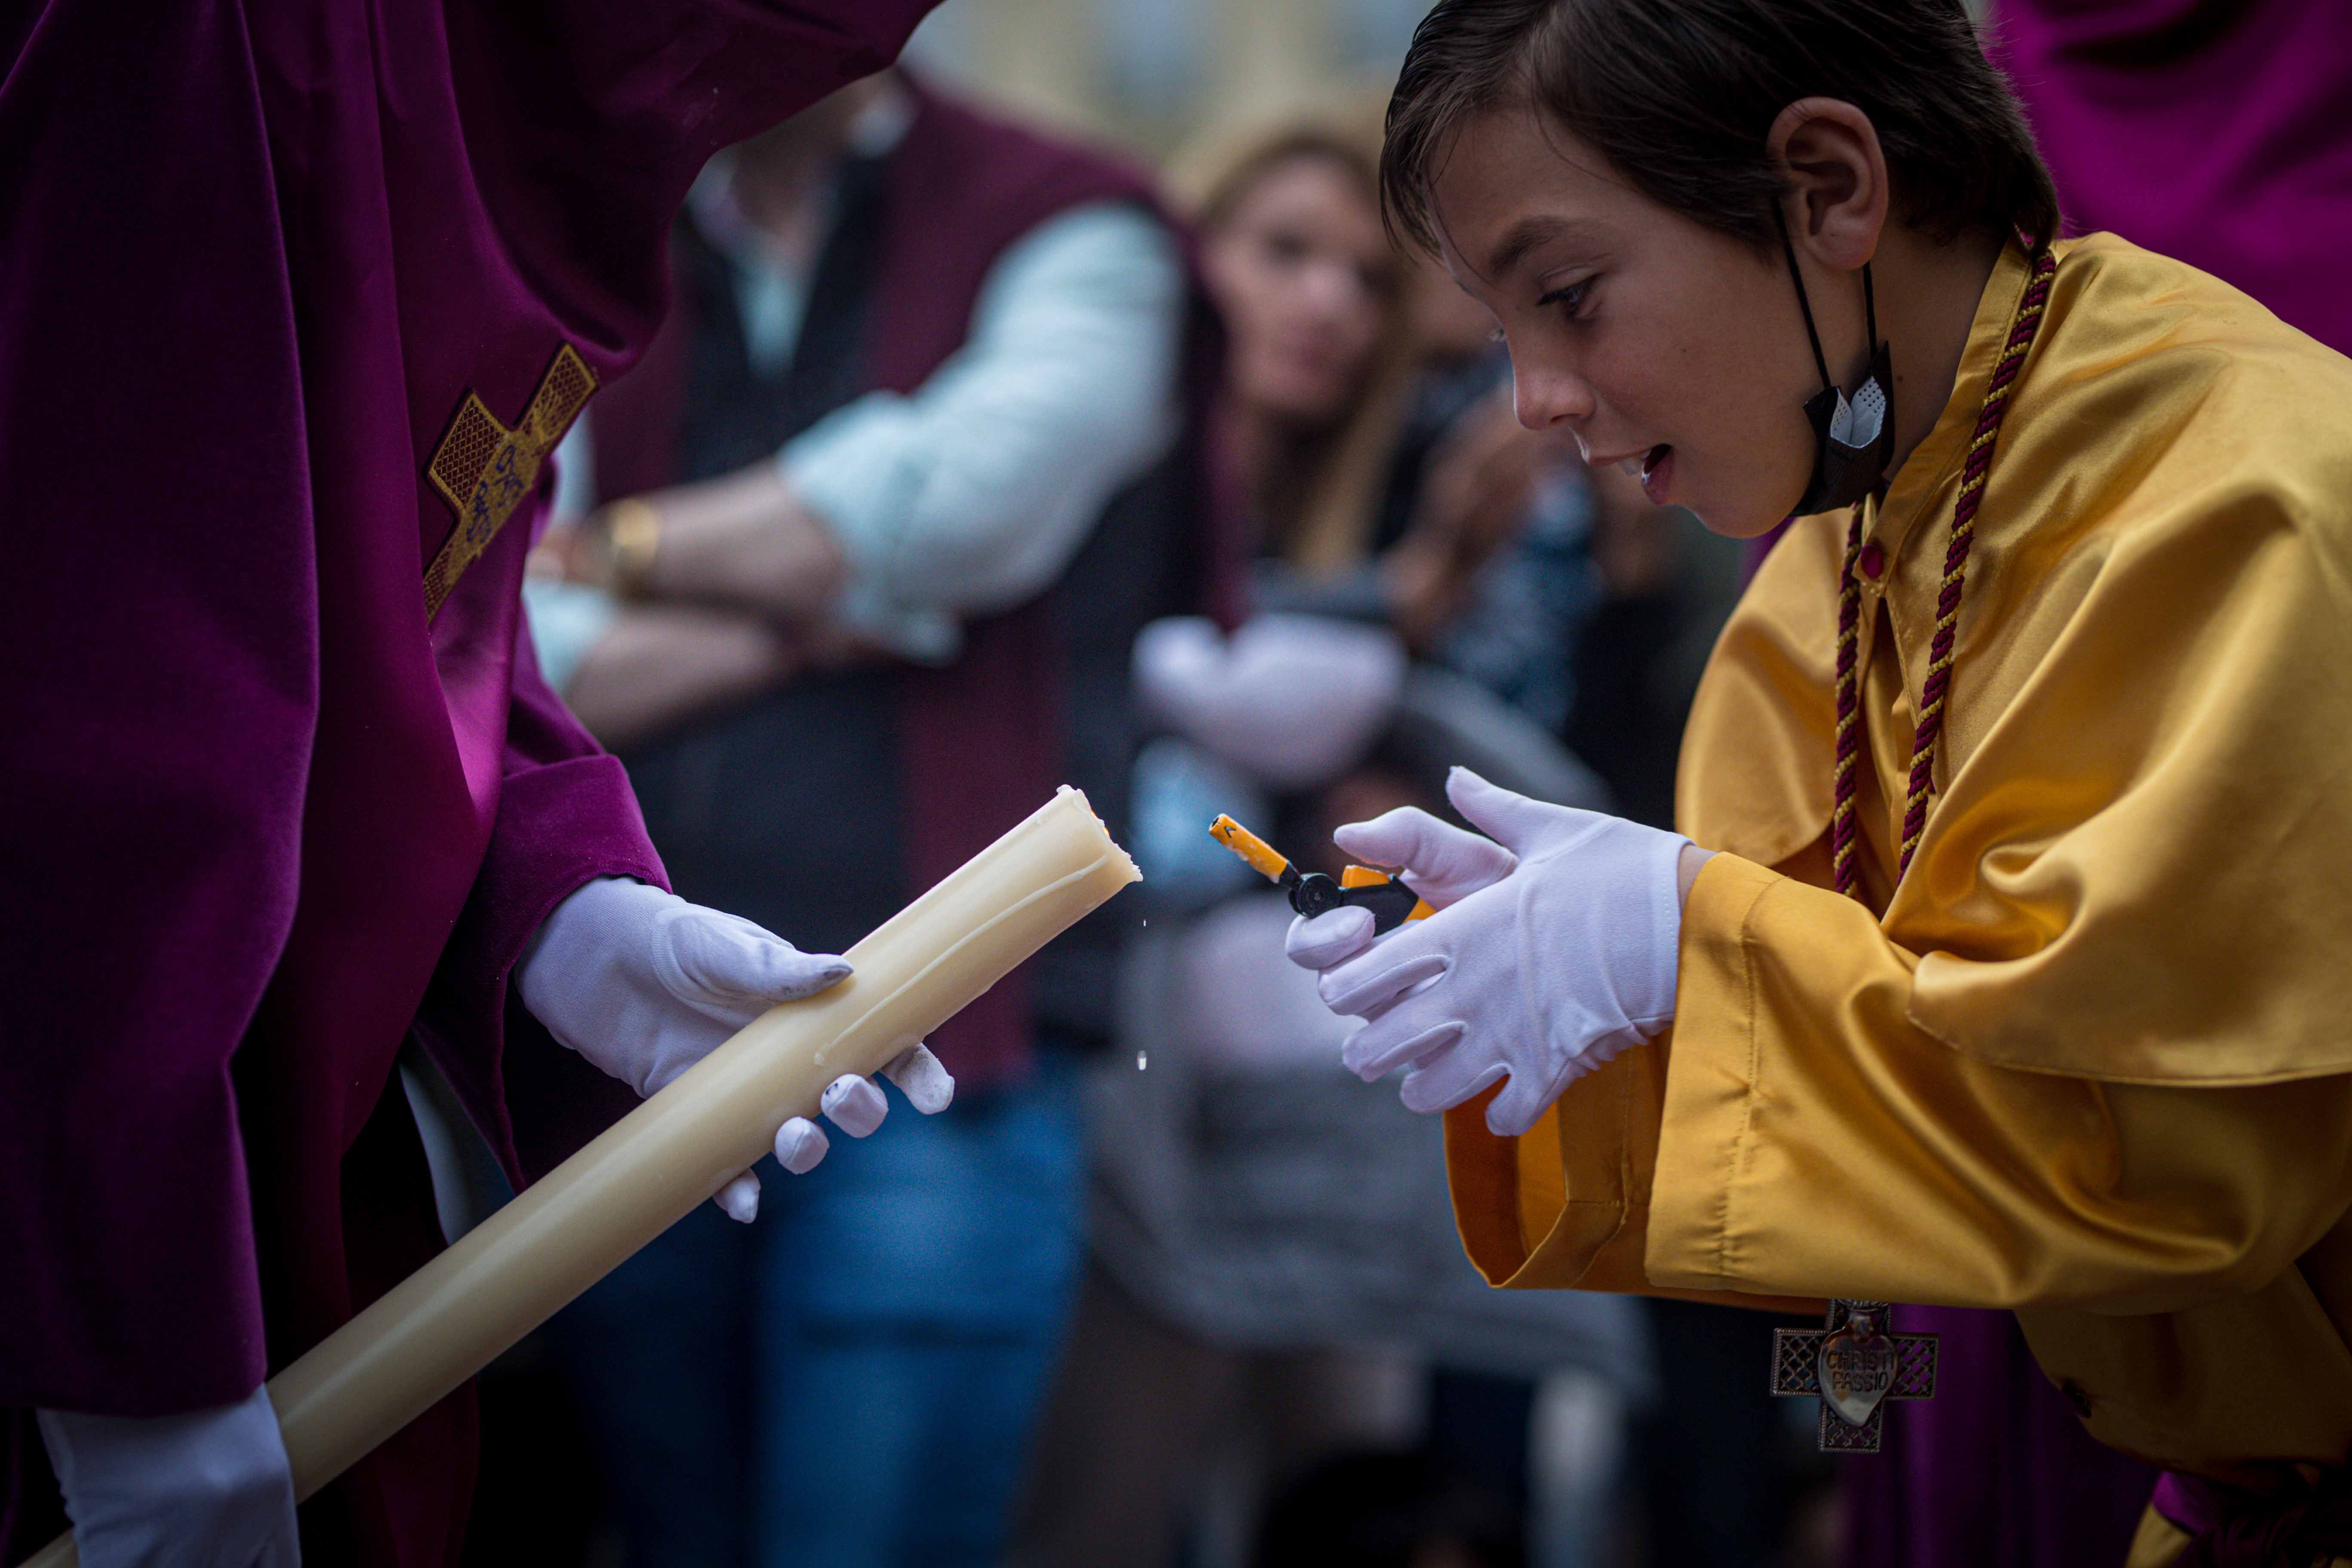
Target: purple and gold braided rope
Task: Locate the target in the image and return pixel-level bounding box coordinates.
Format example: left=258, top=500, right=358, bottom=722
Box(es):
left=1830, top=511, right=1867, bottom=894
left=1834, top=247, right=2056, bottom=897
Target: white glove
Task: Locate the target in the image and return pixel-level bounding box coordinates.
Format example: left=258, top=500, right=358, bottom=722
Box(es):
left=1285, top=769, right=1688, bottom=1137
left=1133, top=614, right=1405, bottom=791
left=38, top=1384, right=299, bottom=1568
left=518, top=877, right=953, bottom=1219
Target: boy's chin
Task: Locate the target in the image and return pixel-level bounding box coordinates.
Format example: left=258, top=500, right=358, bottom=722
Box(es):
left=1693, top=484, right=1810, bottom=541
left=1689, top=501, right=1778, bottom=540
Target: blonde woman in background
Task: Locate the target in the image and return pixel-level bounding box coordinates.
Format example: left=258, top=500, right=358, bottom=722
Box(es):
left=1177, top=109, right=1580, bottom=697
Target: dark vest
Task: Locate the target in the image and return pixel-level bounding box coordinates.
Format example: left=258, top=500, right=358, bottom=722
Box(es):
left=592, top=79, right=1236, bottom=1081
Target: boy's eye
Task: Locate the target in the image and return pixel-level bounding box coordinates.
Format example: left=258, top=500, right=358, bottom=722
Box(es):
left=1537, top=278, right=1593, bottom=315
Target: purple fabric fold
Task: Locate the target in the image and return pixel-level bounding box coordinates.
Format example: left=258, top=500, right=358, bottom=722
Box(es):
left=2153, top=1467, right=2352, bottom=1568
left=1839, top=1306, right=2156, bottom=1568
left=0, top=0, right=307, bottom=1420
left=1991, top=0, right=2352, bottom=356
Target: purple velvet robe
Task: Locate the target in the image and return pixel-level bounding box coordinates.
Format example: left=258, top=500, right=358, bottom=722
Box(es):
left=1841, top=1307, right=2157, bottom=1568
left=1991, top=0, right=2352, bottom=357
left=0, top=0, right=934, bottom=1559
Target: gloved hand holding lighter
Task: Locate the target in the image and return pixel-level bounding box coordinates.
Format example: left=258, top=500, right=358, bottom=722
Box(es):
left=1286, top=768, right=1703, bottom=1137
left=519, top=876, right=956, bottom=1219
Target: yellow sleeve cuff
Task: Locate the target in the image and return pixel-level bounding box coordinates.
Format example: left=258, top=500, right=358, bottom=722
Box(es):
left=1441, top=1044, right=1660, bottom=1291
left=1647, top=851, right=1784, bottom=1292
left=1439, top=851, right=1816, bottom=1312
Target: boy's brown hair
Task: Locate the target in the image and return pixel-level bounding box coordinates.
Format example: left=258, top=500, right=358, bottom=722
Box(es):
left=1382, top=0, right=2059, bottom=256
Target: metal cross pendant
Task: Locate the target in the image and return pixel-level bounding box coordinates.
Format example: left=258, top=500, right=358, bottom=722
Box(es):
left=1771, top=1300, right=1938, bottom=1452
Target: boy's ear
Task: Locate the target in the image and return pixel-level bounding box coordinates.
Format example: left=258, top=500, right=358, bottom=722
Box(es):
left=1766, top=97, right=1889, bottom=273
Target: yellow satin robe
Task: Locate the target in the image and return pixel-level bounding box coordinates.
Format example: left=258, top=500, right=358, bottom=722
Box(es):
left=1443, top=236, right=2352, bottom=1562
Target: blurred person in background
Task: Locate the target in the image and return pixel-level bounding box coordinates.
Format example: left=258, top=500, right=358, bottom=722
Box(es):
left=1167, top=109, right=1599, bottom=733
left=521, top=67, right=1222, bottom=1568
left=1568, top=461, right=1728, bottom=831
left=1012, top=112, right=1648, bottom=1568
left=1840, top=2, right=2352, bottom=1564
left=1022, top=689, right=1649, bottom=1568
left=1255, top=1450, right=1525, bottom=1568
left=1571, top=461, right=1809, bottom=1568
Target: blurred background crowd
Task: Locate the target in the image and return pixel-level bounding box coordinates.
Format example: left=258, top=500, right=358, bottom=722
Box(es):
left=391, top=0, right=2352, bottom=1564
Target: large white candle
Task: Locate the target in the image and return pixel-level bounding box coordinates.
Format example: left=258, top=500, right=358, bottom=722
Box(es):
left=28, top=787, right=1137, bottom=1568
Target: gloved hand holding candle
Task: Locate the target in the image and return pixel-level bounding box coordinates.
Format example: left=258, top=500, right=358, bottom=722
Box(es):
left=518, top=876, right=954, bottom=1217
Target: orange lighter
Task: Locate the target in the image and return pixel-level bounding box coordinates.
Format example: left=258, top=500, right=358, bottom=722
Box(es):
left=1208, top=815, right=1435, bottom=933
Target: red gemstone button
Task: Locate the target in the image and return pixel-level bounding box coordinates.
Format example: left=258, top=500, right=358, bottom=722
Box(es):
left=1858, top=541, right=1885, bottom=580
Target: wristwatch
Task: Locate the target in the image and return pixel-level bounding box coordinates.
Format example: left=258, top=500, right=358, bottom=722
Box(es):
left=591, top=498, right=663, bottom=597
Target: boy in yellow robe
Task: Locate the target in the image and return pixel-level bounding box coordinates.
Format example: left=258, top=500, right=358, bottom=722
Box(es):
left=1279, top=1, right=2352, bottom=1562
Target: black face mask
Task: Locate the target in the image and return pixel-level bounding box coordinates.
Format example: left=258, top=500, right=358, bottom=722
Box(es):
left=1776, top=204, right=1895, bottom=515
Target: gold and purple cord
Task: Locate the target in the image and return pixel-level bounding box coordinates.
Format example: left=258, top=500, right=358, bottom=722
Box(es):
left=1831, top=246, right=2058, bottom=899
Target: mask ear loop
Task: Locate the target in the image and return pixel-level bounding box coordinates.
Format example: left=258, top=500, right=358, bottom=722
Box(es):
left=1776, top=198, right=1883, bottom=387
left=1861, top=257, right=1880, bottom=361
left=1773, top=199, right=1835, bottom=392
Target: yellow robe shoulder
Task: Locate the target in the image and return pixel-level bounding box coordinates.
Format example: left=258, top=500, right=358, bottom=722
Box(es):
left=1685, top=233, right=2352, bottom=1086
